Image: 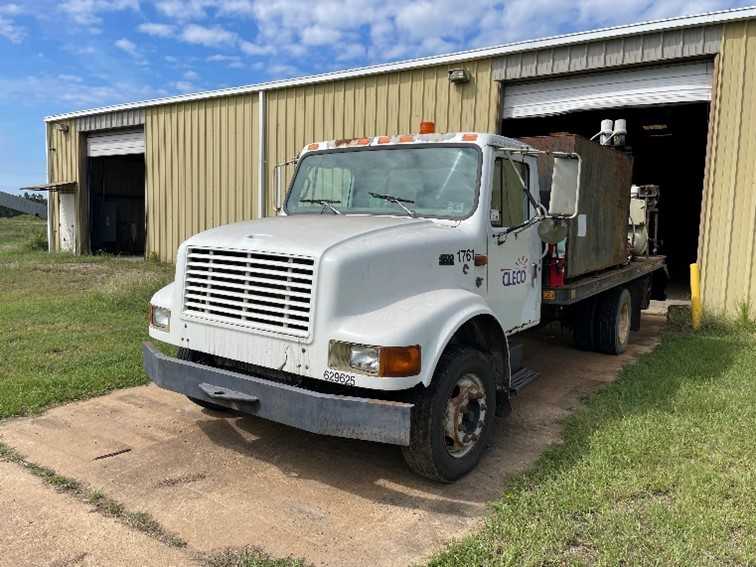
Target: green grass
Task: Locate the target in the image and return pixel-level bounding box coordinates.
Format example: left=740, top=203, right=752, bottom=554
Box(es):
left=0, top=216, right=174, bottom=418
left=430, top=325, right=756, bottom=566
left=203, top=547, right=307, bottom=567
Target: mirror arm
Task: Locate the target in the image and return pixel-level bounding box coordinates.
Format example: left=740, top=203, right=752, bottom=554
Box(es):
left=495, top=216, right=542, bottom=246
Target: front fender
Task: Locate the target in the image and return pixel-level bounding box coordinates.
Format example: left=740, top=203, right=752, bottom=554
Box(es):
left=330, top=289, right=503, bottom=388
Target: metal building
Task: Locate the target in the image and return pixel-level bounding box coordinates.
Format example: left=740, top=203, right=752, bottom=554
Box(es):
left=42, top=7, right=756, bottom=316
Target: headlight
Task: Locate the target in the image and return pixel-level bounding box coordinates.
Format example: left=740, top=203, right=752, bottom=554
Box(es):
left=329, top=341, right=421, bottom=377
left=349, top=345, right=380, bottom=375
left=149, top=304, right=171, bottom=331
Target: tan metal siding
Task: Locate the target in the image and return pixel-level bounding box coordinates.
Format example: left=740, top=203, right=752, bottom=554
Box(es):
left=699, top=21, right=756, bottom=315
left=77, top=109, right=144, bottom=132
left=145, top=94, right=259, bottom=262
left=46, top=119, right=81, bottom=252
left=494, top=25, right=722, bottom=81
left=264, top=59, right=499, bottom=213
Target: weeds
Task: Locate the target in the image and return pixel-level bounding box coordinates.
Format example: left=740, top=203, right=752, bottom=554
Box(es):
left=0, top=441, right=186, bottom=548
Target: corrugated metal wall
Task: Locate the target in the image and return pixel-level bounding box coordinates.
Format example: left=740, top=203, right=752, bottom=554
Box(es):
left=264, top=60, right=499, bottom=213
left=144, top=94, right=259, bottom=262
left=77, top=109, right=144, bottom=132
left=46, top=119, right=81, bottom=252
left=493, top=24, right=722, bottom=81
left=699, top=20, right=756, bottom=315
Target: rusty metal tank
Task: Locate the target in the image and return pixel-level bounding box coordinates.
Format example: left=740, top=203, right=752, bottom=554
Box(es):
left=520, top=133, right=633, bottom=280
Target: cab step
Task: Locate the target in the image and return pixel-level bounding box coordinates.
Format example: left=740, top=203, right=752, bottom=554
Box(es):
left=509, top=368, right=539, bottom=395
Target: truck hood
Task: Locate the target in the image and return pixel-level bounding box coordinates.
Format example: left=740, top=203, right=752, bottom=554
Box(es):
left=184, top=214, right=437, bottom=257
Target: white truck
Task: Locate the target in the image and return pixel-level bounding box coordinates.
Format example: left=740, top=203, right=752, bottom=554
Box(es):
left=144, top=129, right=664, bottom=482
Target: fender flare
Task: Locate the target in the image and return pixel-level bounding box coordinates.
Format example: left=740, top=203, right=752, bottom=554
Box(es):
left=422, top=300, right=510, bottom=388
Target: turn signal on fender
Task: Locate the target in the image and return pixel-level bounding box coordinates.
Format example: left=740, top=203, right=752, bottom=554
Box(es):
left=381, top=345, right=422, bottom=377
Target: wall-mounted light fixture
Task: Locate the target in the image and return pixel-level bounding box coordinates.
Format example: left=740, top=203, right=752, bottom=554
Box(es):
left=55, top=123, right=69, bottom=133
left=448, top=68, right=470, bottom=84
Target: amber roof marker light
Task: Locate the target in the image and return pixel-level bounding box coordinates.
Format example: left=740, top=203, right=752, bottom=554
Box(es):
left=419, top=121, right=435, bottom=134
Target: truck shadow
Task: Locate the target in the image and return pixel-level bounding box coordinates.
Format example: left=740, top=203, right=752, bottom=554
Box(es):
left=194, top=313, right=733, bottom=519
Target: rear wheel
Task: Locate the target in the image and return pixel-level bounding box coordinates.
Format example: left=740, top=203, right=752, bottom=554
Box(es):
left=595, top=288, right=633, bottom=355
left=177, top=348, right=232, bottom=413
left=402, top=346, right=496, bottom=483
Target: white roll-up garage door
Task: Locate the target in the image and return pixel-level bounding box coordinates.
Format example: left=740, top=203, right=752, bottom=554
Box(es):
left=502, top=61, right=714, bottom=119
left=87, top=129, right=145, bottom=157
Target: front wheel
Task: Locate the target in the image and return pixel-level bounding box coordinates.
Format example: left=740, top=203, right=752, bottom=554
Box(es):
left=402, top=346, right=496, bottom=482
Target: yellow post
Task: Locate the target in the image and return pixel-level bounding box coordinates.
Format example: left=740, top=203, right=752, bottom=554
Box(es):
left=690, top=263, right=702, bottom=330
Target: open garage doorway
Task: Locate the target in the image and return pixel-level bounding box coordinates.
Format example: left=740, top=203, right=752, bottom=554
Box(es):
left=502, top=103, right=710, bottom=298
left=87, top=129, right=145, bottom=255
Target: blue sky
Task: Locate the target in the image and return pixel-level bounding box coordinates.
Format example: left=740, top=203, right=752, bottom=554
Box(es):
left=0, top=0, right=752, bottom=194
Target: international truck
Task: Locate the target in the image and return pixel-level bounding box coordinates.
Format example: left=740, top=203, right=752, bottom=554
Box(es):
left=144, top=126, right=665, bottom=482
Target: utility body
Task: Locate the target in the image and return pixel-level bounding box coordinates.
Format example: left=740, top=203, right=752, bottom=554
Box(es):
left=144, top=130, right=664, bottom=481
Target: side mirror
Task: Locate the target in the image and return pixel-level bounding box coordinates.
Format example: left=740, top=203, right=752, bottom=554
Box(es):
left=549, top=156, right=580, bottom=218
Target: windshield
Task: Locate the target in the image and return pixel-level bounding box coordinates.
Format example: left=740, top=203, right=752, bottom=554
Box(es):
left=285, top=145, right=481, bottom=219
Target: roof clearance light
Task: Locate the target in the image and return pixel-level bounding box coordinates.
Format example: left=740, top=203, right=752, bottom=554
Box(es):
left=308, top=143, right=319, bottom=150
left=462, top=133, right=478, bottom=141
left=398, top=135, right=414, bottom=143
left=355, top=138, right=370, bottom=145
left=377, top=136, right=391, bottom=144
left=419, top=121, right=435, bottom=134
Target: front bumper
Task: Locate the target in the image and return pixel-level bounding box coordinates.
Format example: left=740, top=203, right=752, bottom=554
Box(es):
left=143, top=343, right=413, bottom=446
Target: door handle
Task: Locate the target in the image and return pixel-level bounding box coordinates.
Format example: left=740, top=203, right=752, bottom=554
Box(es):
left=531, top=263, right=538, bottom=287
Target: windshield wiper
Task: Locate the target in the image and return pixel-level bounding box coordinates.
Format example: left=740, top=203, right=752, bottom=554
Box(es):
left=300, top=199, right=342, bottom=215
left=369, top=192, right=416, bottom=217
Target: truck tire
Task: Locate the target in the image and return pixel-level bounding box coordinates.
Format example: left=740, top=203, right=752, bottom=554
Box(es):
left=595, top=288, right=633, bottom=355
left=177, top=348, right=232, bottom=413
left=573, top=297, right=598, bottom=351
left=402, top=346, right=496, bottom=483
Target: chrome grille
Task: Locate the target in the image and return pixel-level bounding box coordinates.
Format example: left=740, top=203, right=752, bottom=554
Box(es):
left=183, top=247, right=315, bottom=337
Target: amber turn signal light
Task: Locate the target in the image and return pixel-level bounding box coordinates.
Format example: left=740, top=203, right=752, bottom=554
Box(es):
left=380, top=345, right=421, bottom=377
left=419, top=121, right=435, bottom=134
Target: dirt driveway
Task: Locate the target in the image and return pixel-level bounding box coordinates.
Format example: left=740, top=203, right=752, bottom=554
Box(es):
left=0, top=315, right=664, bottom=567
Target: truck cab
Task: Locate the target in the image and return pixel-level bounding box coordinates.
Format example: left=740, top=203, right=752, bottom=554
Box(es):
left=144, top=130, right=656, bottom=481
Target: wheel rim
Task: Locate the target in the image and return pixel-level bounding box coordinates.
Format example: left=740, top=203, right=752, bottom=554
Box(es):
left=444, top=373, right=487, bottom=458
left=618, top=301, right=631, bottom=345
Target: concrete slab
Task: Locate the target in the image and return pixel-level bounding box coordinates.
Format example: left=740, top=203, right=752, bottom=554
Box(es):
left=0, top=460, right=198, bottom=567
left=0, top=314, right=664, bottom=567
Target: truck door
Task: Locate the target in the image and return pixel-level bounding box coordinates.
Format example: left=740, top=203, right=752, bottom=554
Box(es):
left=487, top=154, right=542, bottom=333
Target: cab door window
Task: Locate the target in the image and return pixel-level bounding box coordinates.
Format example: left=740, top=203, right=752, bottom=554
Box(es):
left=490, top=157, right=530, bottom=228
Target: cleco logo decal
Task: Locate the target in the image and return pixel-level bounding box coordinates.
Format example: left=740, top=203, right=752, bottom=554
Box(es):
left=501, top=256, right=528, bottom=287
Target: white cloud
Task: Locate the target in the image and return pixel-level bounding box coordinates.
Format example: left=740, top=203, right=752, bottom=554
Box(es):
left=60, top=0, right=138, bottom=26
left=207, top=53, right=246, bottom=68
left=173, top=80, right=194, bottom=92
left=217, top=0, right=255, bottom=15
left=155, top=0, right=214, bottom=20
left=336, top=42, right=365, bottom=61
left=181, top=23, right=236, bottom=46
left=114, top=37, right=138, bottom=56
left=0, top=14, right=22, bottom=42
left=0, top=2, right=23, bottom=42
left=0, top=73, right=164, bottom=109
left=239, top=39, right=273, bottom=56
left=267, top=63, right=299, bottom=78
left=0, top=4, right=22, bottom=16
left=138, top=22, right=175, bottom=37
left=183, top=69, right=199, bottom=80
left=301, top=25, right=341, bottom=46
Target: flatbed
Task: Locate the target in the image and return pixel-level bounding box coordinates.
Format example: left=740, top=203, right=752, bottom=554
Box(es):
left=542, top=256, right=666, bottom=306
